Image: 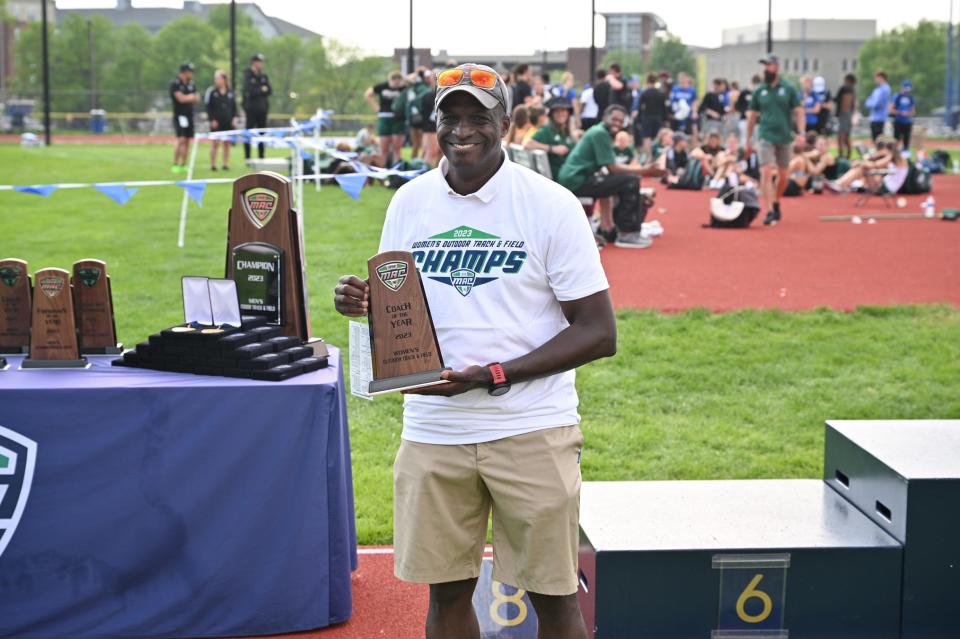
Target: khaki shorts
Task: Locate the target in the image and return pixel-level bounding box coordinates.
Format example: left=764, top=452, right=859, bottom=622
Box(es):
left=394, top=425, right=584, bottom=596
left=758, top=140, right=792, bottom=168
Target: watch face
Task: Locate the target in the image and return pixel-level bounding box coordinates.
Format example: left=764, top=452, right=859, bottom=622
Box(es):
left=489, top=384, right=511, bottom=397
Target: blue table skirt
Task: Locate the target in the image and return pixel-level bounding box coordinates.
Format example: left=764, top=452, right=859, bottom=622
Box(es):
left=0, top=349, right=356, bottom=638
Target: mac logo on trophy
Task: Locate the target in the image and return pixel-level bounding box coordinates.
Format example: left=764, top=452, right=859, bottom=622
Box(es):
left=367, top=251, right=449, bottom=395
left=242, top=187, right=279, bottom=229
left=72, top=259, right=122, bottom=354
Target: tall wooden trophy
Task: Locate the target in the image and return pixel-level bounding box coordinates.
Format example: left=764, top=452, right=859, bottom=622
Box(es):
left=367, top=251, right=450, bottom=395
left=225, top=172, right=326, bottom=356
left=72, top=259, right=122, bottom=354
left=0, top=258, right=31, bottom=354
left=22, top=267, right=87, bottom=368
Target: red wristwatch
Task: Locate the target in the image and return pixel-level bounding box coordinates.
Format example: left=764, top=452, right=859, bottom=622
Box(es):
left=487, top=362, right=511, bottom=397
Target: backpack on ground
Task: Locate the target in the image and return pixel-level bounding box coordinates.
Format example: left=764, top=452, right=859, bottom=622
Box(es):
left=898, top=161, right=932, bottom=195
left=707, top=183, right=761, bottom=228
left=668, top=157, right=704, bottom=190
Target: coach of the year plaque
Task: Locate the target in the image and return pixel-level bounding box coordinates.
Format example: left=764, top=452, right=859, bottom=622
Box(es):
left=367, top=250, right=449, bottom=395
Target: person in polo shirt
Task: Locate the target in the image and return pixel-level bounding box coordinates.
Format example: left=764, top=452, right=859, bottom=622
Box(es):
left=865, top=70, right=891, bottom=142
left=745, top=54, right=805, bottom=226
left=524, top=96, right=577, bottom=180
left=334, top=63, right=615, bottom=639
left=557, top=105, right=666, bottom=249
left=169, top=62, right=201, bottom=174
left=891, top=79, right=916, bottom=150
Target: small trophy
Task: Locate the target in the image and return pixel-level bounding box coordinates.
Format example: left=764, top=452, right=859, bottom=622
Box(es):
left=0, top=258, right=31, bottom=354
left=22, top=267, right=87, bottom=368
left=72, top=259, right=122, bottom=354
left=367, top=251, right=450, bottom=395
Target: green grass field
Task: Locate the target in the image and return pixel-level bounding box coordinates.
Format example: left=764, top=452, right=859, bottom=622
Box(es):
left=3, top=144, right=958, bottom=544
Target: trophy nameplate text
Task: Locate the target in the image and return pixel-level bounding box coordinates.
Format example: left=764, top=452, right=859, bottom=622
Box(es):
left=0, top=258, right=31, bottom=354
left=72, top=259, right=122, bottom=354
left=23, top=267, right=87, bottom=368
left=367, top=251, right=449, bottom=395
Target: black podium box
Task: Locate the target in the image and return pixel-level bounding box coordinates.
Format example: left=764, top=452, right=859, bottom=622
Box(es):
left=578, top=480, right=902, bottom=639
left=824, top=420, right=960, bottom=639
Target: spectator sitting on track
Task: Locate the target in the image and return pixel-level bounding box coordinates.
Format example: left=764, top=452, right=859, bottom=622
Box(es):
left=613, top=130, right=637, bottom=166
left=650, top=127, right=673, bottom=161
left=698, top=79, right=727, bottom=136
left=579, top=69, right=605, bottom=130
left=690, top=130, right=724, bottom=169
left=557, top=104, right=667, bottom=249
left=826, top=138, right=905, bottom=194
left=525, top=96, right=577, bottom=180
left=796, top=134, right=836, bottom=193
left=355, top=123, right=378, bottom=153
left=707, top=132, right=746, bottom=184
left=504, top=104, right=531, bottom=146
left=658, top=131, right=690, bottom=182
left=524, top=106, right=546, bottom=143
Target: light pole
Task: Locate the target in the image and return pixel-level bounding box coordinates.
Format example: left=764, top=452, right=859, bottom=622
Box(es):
left=41, top=0, right=51, bottom=145
left=407, top=0, right=415, bottom=75
left=766, top=0, right=773, bottom=54
left=589, top=0, right=596, bottom=82
left=230, top=0, right=236, bottom=91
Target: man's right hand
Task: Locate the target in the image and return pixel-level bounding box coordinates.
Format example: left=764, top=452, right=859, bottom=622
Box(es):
left=334, top=275, right=369, bottom=317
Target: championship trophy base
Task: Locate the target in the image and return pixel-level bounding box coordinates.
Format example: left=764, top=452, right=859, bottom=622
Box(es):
left=81, top=343, right=124, bottom=355
left=368, top=367, right=452, bottom=396
left=22, top=357, right=89, bottom=369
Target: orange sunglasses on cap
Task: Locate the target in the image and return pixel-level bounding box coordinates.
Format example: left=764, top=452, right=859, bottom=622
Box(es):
left=437, top=67, right=500, bottom=89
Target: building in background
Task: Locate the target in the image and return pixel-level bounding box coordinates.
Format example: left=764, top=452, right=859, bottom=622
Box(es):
left=603, top=12, right=667, bottom=59
left=57, top=0, right=318, bottom=39
left=1, top=0, right=56, bottom=99
left=705, top=19, right=876, bottom=88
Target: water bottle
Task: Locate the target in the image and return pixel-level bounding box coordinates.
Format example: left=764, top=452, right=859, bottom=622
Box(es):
left=923, top=196, right=936, bottom=218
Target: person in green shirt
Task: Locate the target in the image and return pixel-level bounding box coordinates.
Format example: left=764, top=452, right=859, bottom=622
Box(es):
left=745, top=53, right=806, bottom=226
left=557, top=105, right=665, bottom=249
left=524, top=96, right=577, bottom=180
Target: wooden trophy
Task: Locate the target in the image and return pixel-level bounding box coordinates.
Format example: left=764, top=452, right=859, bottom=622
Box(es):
left=226, top=172, right=326, bottom=355
left=22, top=268, right=87, bottom=368
left=0, top=258, right=31, bottom=354
left=367, top=251, right=450, bottom=395
left=72, top=259, right=122, bottom=354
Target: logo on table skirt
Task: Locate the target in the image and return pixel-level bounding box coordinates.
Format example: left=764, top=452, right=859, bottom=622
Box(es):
left=38, top=275, right=64, bottom=298
left=0, top=426, right=38, bottom=560
left=76, top=267, right=101, bottom=288
left=0, top=266, right=22, bottom=288
left=377, top=261, right=408, bottom=291
left=242, top=187, right=279, bottom=229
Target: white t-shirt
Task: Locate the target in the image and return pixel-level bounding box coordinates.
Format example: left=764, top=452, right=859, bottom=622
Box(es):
left=580, top=87, right=599, bottom=119
left=378, top=154, right=609, bottom=445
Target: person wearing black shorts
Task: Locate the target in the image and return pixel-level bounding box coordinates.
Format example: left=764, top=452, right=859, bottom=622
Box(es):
left=242, top=53, right=272, bottom=160
left=204, top=69, right=238, bottom=171
left=637, top=73, right=666, bottom=159
left=170, top=62, right=200, bottom=173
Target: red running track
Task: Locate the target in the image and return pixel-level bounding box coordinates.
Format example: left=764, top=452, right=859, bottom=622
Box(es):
left=600, top=175, right=959, bottom=311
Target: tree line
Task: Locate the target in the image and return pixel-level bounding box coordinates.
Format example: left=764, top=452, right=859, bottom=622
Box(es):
left=10, top=6, right=391, bottom=117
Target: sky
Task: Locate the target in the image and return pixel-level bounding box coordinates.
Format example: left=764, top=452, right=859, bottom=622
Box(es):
left=56, top=0, right=959, bottom=55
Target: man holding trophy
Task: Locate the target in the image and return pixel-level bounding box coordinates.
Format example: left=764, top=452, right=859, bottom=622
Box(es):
left=334, top=63, right=616, bottom=639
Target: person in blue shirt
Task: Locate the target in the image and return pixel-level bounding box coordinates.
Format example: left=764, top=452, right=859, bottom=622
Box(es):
left=669, top=72, right=698, bottom=136
left=801, top=76, right=822, bottom=133
left=891, top=79, right=916, bottom=150
left=864, top=70, right=891, bottom=142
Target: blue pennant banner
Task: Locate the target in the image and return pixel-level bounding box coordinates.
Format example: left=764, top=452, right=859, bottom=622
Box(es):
left=13, top=184, right=57, bottom=197
left=176, top=181, right=207, bottom=207
left=95, top=184, right=138, bottom=205
left=333, top=173, right=368, bottom=201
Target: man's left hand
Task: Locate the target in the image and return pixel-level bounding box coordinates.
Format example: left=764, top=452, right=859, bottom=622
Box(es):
left=403, top=365, right=491, bottom=396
